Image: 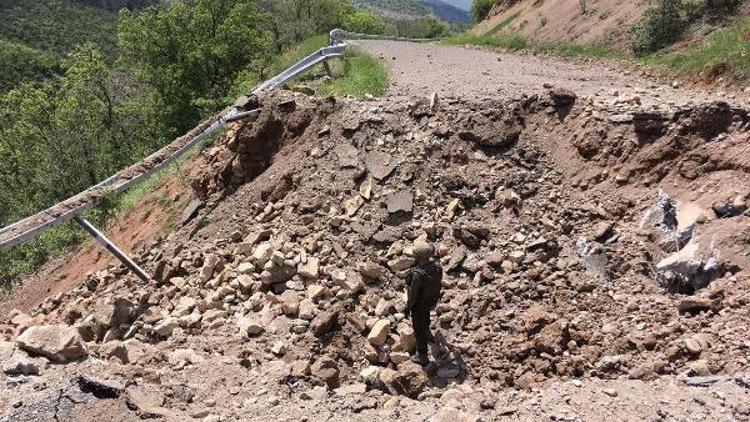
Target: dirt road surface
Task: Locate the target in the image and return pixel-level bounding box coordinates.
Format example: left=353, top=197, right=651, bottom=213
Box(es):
left=354, top=40, right=739, bottom=108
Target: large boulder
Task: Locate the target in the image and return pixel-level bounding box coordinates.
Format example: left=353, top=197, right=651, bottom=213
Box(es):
left=17, top=325, right=87, bottom=363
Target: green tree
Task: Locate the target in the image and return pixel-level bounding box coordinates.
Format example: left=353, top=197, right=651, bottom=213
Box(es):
left=118, top=0, right=270, bottom=135
left=0, top=43, right=156, bottom=225
left=342, top=10, right=388, bottom=34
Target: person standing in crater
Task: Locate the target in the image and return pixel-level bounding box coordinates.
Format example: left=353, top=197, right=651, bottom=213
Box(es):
left=404, top=239, right=443, bottom=366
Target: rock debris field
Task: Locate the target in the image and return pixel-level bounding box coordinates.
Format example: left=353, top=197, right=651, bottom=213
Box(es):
left=1, top=41, right=750, bottom=421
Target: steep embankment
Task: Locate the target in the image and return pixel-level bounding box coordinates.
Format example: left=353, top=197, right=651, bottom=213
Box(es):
left=473, top=0, right=650, bottom=50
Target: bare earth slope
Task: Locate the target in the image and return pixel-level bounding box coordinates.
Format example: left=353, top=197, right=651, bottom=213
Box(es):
left=1, top=42, right=749, bottom=421
left=472, top=0, right=650, bottom=51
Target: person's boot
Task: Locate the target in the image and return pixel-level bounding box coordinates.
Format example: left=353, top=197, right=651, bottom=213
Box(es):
left=410, top=352, right=429, bottom=366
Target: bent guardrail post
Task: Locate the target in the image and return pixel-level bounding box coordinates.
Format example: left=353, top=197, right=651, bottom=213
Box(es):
left=73, top=215, right=151, bottom=282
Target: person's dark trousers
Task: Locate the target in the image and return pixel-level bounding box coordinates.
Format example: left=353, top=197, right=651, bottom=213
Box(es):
left=411, top=301, right=431, bottom=355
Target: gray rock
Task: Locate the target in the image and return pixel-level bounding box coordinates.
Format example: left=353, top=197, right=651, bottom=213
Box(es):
left=16, top=325, right=87, bottom=363
left=385, top=190, right=413, bottom=213
left=365, top=151, right=397, bottom=180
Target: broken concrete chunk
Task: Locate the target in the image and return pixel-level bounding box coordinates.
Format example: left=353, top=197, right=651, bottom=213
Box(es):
left=365, top=151, right=397, bottom=180
left=386, top=190, right=413, bottom=213
left=16, top=325, right=87, bottom=363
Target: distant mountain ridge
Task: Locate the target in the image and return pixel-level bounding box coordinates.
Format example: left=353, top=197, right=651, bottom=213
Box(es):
left=353, top=0, right=470, bottom=24
left=436, top=0, right=471, bottom=11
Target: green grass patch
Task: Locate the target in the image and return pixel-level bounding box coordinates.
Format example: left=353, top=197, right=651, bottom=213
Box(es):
left=642, top=18, right=750, bottom=81
left=485, top=11, right=522, bottom=37
left=229, top=34, right=390, bottom=100
left=318, top=50, right=390, bottom=98
left=444, top=31, right=620, bottom=59
left=537, top=42, right=622, bottom=59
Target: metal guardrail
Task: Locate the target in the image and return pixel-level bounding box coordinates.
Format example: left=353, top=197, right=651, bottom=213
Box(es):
left=0, top=29, right=440, bottom=280
left=0, top=30, right=352, bottom=266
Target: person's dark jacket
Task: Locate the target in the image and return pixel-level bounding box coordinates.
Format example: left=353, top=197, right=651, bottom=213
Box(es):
left=405, top=261, right=443, bottom=315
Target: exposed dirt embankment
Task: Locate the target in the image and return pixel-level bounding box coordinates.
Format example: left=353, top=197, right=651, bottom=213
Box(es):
left=1, top=90, right=749, bottom=421
left=474, top=0, right=650, bottom=49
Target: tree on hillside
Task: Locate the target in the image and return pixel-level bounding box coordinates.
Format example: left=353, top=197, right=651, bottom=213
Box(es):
left=0, top=43, right=155, bottom=226
left=341, top=10, right=388, bottom=35
left=118, top=0, right=270, bottom=135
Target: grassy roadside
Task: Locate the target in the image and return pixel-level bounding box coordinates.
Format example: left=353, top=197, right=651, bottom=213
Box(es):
left=448, top=16, right=750, bottom=87
left=228, top=34, right=390, bottom=100
left=443, top=32, right=622, bottom=60
left=642, top=18, right=750, bottom=83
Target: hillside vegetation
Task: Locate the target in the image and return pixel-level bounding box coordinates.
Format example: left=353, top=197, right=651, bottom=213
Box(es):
left=466, top=0, right=750, bottom=84
left=0, top=0, right=391, bottom=286
left=354, top=0, right=470, bottom=23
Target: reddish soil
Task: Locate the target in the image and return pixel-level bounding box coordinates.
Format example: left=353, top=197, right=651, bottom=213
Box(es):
left=0, top=169, right=193, bottom=317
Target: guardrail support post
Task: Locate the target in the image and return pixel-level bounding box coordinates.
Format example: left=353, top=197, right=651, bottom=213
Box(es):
left=73, top=215, right=151, bottom=282
left=323, top=60, right=333, bottom=78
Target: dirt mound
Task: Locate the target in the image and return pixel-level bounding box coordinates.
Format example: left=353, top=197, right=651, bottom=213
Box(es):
left=1, top=89, right=749, bottom=420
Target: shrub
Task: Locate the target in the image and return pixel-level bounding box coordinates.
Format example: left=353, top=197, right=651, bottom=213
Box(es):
left=471, top=0, right=502, bottom=23
left=632, top=0, right=687, bottom=56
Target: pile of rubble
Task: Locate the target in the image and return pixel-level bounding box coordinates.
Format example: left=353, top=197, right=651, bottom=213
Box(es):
left=1, top=89, right=749, bottom=420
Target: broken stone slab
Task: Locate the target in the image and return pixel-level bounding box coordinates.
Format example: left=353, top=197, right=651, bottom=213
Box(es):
left=297, top=257, right=320, bottom=280
left=343, top=195, right=365, bottom=217
left=3, top=351, right=41, bottom=376
left=335, top=144, right=361, bottom=169
left=127, top=387, right=179, bottom=419
left=237, top=316, right=264, bottom=337
left=549, top=86, right=577, bottom=107
left=357, top=261, right=383, bottom=279
left=656, top=236, right=722, bottom=293
left=575, top=238, right=609, bottom=281
left=180, top=199, right=204, bottom=225
left=378, top=361, right=428, bottom=399
left=365, top=151, right=397, bottom=180
left=641, top=190, right=678, bottom=231
left=385, top=190, right=413, bottom=213
left=16, top=325, right=87, bottom=363
left=334, top=383, right=367, bottom=397
left=310, top=310, right=338, bottom=337
left=677, top=297, right=718, bottom=314
left=680, top=375, right=742, bottom=387
left=168, top=348, right=205, bottom=366
left=359, top=176, right=374, bottom=200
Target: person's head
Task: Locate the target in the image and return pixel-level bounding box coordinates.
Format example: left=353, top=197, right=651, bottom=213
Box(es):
left=413, top=239, right=435, bottom=263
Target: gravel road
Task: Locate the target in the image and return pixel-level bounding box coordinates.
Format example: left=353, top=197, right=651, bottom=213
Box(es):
left=354, top=40, right=740, bottom=108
